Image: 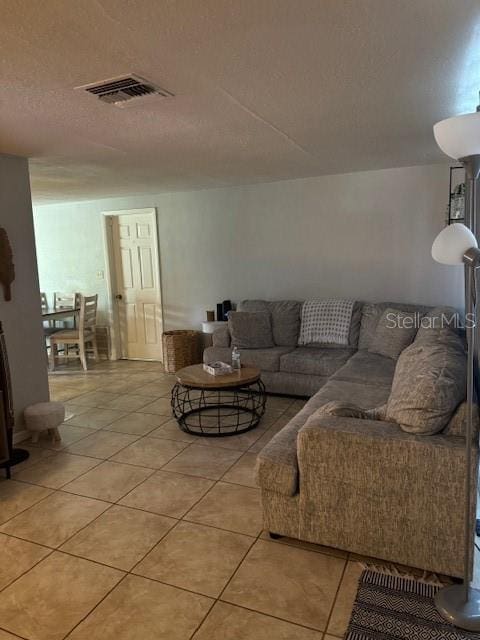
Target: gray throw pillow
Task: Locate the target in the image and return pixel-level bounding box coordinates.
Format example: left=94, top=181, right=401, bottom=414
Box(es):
left=414, top=306, right=463, bottom=345
left=358, top=302, right=430, bottom=350
left=348, top=301, right=363, bottom=349
left=385, top=338, right=466, bottom=435
left=228, top=311, right=274, bottom=349
left=238, top=300, right=301, bottom=346
left=270, top=301, right=301, bottom=346
left=368, top=308, right=418, bottom=360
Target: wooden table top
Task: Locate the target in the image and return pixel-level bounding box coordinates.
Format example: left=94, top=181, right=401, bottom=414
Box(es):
left=42, top=308, right=79, bottom=320
left=175, top=364, right=261, bottom=388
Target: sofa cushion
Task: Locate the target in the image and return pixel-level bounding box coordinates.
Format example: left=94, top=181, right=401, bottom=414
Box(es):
left=240, top=346, right=294, bottom=372
left=385, top=335, right=466, bottom=435
left=204, top=345, right=293, bottom=372
left=298, top=299, right=355, bottom=346
left=256, top=389, right=334, bottom=496
left=332, top=350, right=395, bottom=388
left=280, top=347, right=354, bottom=377
left=228, top=311, right=274, bottom=349
left=212, top=324, right=230, bottom=347
left=260, top=370, right=328, bottom=397
left=414, top=306, right=463, bottom=345
left=311, top=400, right=385, bottom=420
left=368, top=308, right=418, bottom=360
left=238, top=300, right=301, bottom=346
left=358, top=302, right=430, bottom=350
left=256, top=377, right=390, bottom=497
left=203, top=346, right=232, bottom=366
left=313, top=378, right=391, bottom=409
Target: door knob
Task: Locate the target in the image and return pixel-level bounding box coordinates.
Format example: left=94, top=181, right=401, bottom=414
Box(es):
left=115, top=294, right=123, bottom=300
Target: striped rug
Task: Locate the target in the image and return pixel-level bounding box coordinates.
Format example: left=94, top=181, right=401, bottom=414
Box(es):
left=346, top=569, right=479, bottom=640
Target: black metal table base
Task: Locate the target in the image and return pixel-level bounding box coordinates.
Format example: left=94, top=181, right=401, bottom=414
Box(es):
left=171, top=379, right=266, bottom=436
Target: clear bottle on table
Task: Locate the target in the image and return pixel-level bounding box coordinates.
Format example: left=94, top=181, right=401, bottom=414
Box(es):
left=232, top=346, right=241, bottom=370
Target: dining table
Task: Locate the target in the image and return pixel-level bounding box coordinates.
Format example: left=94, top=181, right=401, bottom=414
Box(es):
left=42, top=308, right=80, bottom=322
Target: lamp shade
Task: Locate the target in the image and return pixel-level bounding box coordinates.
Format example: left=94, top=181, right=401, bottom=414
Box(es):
left=433, top=111, right=480, bottom=160
left=432, top=223, right=478, bottom=265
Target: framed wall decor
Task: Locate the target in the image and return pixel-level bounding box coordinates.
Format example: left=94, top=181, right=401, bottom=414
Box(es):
left=446, top=165, right=466, bottom=225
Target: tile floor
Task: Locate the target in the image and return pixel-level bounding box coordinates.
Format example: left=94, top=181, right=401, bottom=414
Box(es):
left=0, top=358, right=473, bottom=640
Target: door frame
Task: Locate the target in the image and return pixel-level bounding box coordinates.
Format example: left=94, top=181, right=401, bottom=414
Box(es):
left=101, top=207, right=164, bottom=361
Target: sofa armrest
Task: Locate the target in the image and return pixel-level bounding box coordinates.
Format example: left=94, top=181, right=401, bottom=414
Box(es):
left=255, top=417, right=304, bottom=497
left=212, top=325, right=231, bottom=347
left=297, top=414, right=473, bottom=531
left=297, top=414, right=475, bottom=577
left=298, top=414, right=469, bottom=484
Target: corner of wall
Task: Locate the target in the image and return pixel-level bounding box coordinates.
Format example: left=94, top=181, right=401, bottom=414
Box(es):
left=0, top=154, right=50, bottom=430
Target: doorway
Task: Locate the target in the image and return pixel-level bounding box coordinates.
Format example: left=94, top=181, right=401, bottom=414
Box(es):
left=103, top=208, right=163, bottom=361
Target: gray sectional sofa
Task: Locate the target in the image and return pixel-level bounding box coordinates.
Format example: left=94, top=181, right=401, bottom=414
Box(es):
left=204, top=299, right=363, bottom=396
left=204, top=299, right=474, bottom=577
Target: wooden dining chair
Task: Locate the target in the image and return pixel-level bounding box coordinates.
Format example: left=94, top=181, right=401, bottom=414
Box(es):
left=53, top=292, right=80, bottom=310
left=53, top=292, right=81, bottom=328
left=40, top=292, right=58, bottom=340
left=40, top=292, right=48, bottom=314
left=41, top=292, right=57, bottom=364
left=49, top=295, right=99, bottom=371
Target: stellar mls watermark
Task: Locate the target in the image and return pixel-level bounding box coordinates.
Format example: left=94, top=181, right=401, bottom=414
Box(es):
left=385, top=311, right=473, bottom=330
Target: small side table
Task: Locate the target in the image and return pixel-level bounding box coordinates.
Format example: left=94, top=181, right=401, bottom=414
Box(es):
left=172, top=364, right=266, bottom=436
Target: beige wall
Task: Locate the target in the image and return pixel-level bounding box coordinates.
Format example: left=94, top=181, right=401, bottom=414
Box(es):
left=0, top=154, right=49, bottom=431
left=34, top=163, right=463, bottom=334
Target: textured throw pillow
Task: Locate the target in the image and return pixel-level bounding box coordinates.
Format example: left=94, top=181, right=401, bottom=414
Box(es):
left=228, top=311, right=274, bottom=349
left=304, top=301, right=364, bottom=350
left=368, top=308, right=418, bottom=360
left=298, top=299, right=355, bottom=346
left=385, top=338, right=466, bottom=435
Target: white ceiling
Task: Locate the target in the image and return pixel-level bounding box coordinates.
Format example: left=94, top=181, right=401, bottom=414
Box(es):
left=1, top=0, right=480, bottom=204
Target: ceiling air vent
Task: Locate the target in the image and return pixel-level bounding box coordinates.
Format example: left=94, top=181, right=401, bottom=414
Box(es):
left=76, top=74, right=174, bottom=108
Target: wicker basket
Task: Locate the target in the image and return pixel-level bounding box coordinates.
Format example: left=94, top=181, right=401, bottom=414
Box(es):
left=162, top=330, right=202, bottom=373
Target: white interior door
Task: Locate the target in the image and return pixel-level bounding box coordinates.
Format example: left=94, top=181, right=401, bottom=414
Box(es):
left=110, top=209, right=163, bottom=360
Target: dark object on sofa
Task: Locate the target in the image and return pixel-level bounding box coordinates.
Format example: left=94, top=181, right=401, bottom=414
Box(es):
left=222, top=299, right=232, bottom=321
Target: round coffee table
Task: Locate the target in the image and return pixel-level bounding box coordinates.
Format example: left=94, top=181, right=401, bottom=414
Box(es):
left=171, top=364, right=266, bottom=436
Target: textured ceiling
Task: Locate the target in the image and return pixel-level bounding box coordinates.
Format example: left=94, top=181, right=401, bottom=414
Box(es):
left=1, top=0, right=480, bottom=203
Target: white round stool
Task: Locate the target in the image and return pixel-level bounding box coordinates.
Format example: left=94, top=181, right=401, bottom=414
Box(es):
left=24, top=402, right=65, bottom=444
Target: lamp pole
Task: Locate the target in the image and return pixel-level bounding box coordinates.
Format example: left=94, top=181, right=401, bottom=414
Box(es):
left=463, top=155, right=480, bottom=237
left=433, top=160, right=480, bottom=630
left=432, top=94, right=480, bottom=630
left=463, top=154, right=480, bottom=584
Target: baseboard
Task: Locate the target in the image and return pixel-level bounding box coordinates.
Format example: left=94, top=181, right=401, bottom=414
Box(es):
left=13, top=429, right=29, bottom=445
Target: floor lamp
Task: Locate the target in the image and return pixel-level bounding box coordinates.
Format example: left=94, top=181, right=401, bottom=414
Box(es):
left=431, top=102, right=480, bottom=631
